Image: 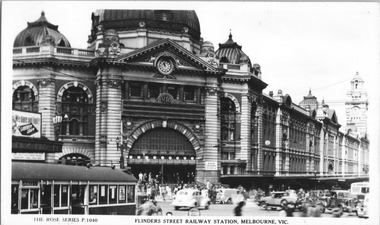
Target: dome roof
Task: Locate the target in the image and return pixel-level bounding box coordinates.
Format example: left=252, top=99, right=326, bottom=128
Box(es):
left=215, top=32, right=251, bottom=66
left=299, top=89, right=319, bottom=111
left=90, top=10, right=201, bottom=42
left=14, top=11, right=71, bottom=48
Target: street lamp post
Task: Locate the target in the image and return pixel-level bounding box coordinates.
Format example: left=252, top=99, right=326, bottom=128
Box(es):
left=52, top=114, right=69, bottom=141
left=116, top=137, right=126, bottom=169
left=52, top=115, right=62, bottom=141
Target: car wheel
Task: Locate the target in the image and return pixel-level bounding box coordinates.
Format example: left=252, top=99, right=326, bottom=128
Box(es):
left=281, top=199, right=288, bottom=207
left=338, top=206, right=344, bottom=217
left=205, top=202, right=210, bottom=210
left=227, top=198, right=232, bottom=204
left=260, top=202, right=268, bottom=210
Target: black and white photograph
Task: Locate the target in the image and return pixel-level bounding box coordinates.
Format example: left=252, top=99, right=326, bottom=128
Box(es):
left=2, top=1, right=379, bottom=225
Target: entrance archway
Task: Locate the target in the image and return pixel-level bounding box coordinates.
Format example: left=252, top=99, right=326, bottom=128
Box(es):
left=127, top=127, right=196, bottom=184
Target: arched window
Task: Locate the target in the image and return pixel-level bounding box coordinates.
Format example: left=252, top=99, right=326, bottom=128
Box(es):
left=61, top=86, right=92, bottom=136
left=59, top=154, right=90, bottom=166
left=69, top=119, right=80, bottom=135
left=58, top=39, right=66, bottom=47
left=13, top=86, right=38, bottom=112
left=220, top=57, right=229, bottom=63
left=220, top=97, right=236, bottom=141
left=24, top=36, right=34, bottom=46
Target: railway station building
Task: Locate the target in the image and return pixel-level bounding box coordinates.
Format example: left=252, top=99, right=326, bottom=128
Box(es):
left=12, top=10, right=369, bottom=191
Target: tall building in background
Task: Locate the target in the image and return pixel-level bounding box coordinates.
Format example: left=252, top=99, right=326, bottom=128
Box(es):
left=345, top=72, right=369, bottom=138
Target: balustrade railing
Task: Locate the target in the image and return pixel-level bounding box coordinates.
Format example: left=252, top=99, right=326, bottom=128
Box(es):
left=13, top=46, right=95, bottom=59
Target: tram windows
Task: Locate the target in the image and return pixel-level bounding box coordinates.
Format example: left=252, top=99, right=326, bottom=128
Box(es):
left=54, top=186, right=59, bottom=207
left=127, top=185, right=135, bottom=203
left=40, top=185, right=51, bottom=208
left=99, top=185, right=108, bottom=205
left=54, top=185, right=69, bottom=207
left=109, top=186, right=117, bottom=204
left=21, top=190, right=28, bottom=209
left=119, top=185, right=126, bottom=203
left=29, top=189, right=38, bottom=208
left=71, top=185, right=85, bottom=206
left=89, top=185, right=98, bottom=205
left=11, top=185, right=18, bottom=212
left=21, top=189, right=38, bottom=209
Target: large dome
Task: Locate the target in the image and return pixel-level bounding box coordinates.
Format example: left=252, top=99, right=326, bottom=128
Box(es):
left=215, top=32, right=251, bottom=66
left=13, top=11, right=71, bottom=48
left=299, top=89, right=319, bottom=111
left=89, top=10, right=201, bottom=42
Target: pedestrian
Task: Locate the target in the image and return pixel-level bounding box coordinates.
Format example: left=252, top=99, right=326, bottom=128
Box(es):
left=234, top=201, right=245, bottom=216
left=166, top=185, right=172, bottom=199
left=161, top=185, right=167, bottom=201
left=137, top=197, right=161, bottom=216
left=279, top=202, right=295, bottom=217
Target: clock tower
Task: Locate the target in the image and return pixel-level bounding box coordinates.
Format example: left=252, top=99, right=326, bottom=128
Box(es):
left=345, top=72, right=368, bottom=137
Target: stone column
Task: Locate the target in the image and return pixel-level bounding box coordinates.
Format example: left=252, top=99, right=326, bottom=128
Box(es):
left=104, top=78, right=123, bottom=168
left=38, top=78, right=56, bottom=163
left=200, top=87, right=219, bottom=184
left=275, top=108, right=282, bottom=176
left=257, top=106, right=264, bottom=174
left=239, top=94, right=250, bottom=171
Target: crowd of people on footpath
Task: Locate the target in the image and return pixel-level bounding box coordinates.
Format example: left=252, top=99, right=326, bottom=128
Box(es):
left=136, top=174, right=332, bottom=218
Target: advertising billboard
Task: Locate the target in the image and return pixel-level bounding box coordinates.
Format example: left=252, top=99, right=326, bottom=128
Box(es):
left=12, top=110, right=42, bottom=138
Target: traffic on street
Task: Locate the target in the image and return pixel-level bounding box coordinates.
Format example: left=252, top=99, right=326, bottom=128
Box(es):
left=136, top=181, right=369, bottom=219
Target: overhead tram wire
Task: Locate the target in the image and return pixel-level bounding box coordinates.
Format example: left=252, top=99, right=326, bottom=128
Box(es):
left=290, top=78, right=352, bottom=98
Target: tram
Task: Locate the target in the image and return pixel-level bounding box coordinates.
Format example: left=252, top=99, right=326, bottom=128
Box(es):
left=11, top=162, right=137, bottom=215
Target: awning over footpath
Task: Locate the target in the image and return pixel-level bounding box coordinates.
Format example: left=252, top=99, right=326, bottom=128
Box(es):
left=12, top=162, right=137, bottom=182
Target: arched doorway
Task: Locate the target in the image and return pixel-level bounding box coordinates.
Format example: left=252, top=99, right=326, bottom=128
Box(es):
left=127, top=127, right=196, bottom=184
left=59, top=153, right=90, bottom=166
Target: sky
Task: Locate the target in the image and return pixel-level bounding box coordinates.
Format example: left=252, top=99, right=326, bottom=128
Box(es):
left=2, top=1, right=379, bottom=133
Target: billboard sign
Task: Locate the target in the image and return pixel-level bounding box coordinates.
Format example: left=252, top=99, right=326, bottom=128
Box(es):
left=12, top=110, right=42, bottom=138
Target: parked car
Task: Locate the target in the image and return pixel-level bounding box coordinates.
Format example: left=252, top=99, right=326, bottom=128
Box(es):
left=171, top=189, right=211, bottom=210
left=318, top=190, right=356, bottom=216
left=258, top=191, right=298, bottom=210
left=356, top=193, right=369, bottom=218
left=216, top=188, right=244, bottom=204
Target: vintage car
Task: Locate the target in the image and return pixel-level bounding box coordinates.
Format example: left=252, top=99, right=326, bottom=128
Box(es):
left=258, top=191, right=298, bottom=210
left=318, top=190, right=356, bottom=216
left=356, top=193, right=369, bottom=218
left=171, top=189, right=211, bottom=210
left=216, top=188, right=244, bottom=204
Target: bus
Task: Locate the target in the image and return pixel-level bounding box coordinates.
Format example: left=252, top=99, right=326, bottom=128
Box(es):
left=11, top=162, right=137, bottom=215
left=350, top=182, right=369, bottom=198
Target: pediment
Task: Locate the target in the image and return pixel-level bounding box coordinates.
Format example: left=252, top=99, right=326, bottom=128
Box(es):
left=116, top=39, right=220, bottom=74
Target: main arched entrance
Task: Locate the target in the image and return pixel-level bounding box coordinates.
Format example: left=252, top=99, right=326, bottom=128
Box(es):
left=127, top=127, right=196, bottom=184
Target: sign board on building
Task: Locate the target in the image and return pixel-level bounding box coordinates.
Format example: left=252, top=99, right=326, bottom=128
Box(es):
left=12, top=110, right=41, bottom=138
left=205, top=161, right=217, bottom=170
left=12, top=152, right=45, bottom=161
